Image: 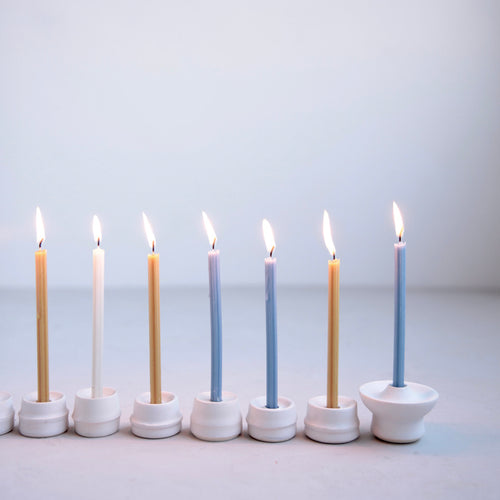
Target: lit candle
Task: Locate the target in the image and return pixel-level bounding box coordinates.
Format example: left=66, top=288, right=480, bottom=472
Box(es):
left=35, top=207, right=49, bottom=403
left=262, top=219, right=278, bottom=409
left=92, top=216, right=104, bottom=399
left=143, top=213, right=162, bottom=404
left=202, top=212, right=222, bottom=402
left=392, top=202, right=406, bottom=388
left=323, top=210, right=339, bottom=409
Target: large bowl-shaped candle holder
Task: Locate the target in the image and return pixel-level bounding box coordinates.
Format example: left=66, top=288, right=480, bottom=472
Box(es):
left=19, top=391, right=68, bottom=438
left=304, top=395, right=359, bottom=444
left=130, top=391, right=182, bottom=439
left=246, top=396, right=297, bottom=442
left=0, top=392, right=15, bottom=435
left=359, top=380, right=438, bottom=443
left=190, top=391, right=241, bottom=441
left=73, top=387, right=121, bottom=438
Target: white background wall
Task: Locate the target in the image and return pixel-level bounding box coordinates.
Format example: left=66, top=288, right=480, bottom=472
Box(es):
left=1, top=1, right=499, bottom=289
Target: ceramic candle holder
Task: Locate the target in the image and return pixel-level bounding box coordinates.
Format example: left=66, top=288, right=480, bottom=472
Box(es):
left=359, top=380, right=438, bottom=443
left=304, top=395, right=360, bottom=444
left=130, top=391, right=182, bottom=439
left=246, top=396, right=297, bottom=442
left=190, top=391, right=242, bottom=441
left=19, top=391, right=69, bottom=438
left=0, top=392, right=15, bottom=435
left=73, top=387, right=121, bottom=438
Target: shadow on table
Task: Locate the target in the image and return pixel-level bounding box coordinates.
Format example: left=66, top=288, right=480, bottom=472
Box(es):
left=351, top=422, right=499, bottom=457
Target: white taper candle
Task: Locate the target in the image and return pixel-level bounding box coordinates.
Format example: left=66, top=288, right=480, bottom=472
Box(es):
left=92, top=216, right=104, bottom=398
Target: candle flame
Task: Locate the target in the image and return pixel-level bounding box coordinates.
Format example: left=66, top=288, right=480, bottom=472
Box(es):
left=262, top=219, right=276, bottom=257
left=93, top=215, right=102, bottom=247
left=142, top=212, right=156, bottom=252
left=393, top=202, right=404, bottom=240
left=202, top=211, right=217, bottom=249
left=36, top=207, right=45, bottom=248
left=322, top=210, right=336, bottom=259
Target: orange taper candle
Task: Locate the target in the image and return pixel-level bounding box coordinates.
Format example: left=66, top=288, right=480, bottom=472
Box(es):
left=323, top=210, right=339, bottom=409
left=143, top=213, right=162, bottom=404
left=35, top=207, right=49, bottom=402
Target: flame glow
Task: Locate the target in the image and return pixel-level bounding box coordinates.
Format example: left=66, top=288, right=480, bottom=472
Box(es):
left=322, top=210, right=336, bottom=258
left=93, top=215, right=102, bottom=246
left=202, top=211, right=217, bottom=249
left=262, top=219, right=276, bottom=256
left=36, top=207, right=45, bottom=248
left=393, top=202, right=404, bottom=240
left=142, top=212, right=156, bottom=252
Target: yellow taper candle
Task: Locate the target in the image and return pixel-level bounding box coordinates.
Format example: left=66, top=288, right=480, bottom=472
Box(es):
left=323, top=210, right=339, bottom=409
left=35, top=207, right=49, bottom=403
left=143, top=213, right=162, bottom=404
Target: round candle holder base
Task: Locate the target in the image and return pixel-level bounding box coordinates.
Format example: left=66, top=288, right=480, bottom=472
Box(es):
left=19, top=391, right=68, bottom=438
left=130, top=391, right=182, bottom=439
left=359, top=380, right=438, bottom=443
left=190, top=391, right=241, bottom=442
left=304, top=395, right=360, bottom=444
left=246, top=396, right=297, bottom=443
left=0, top=391, right=15, bottom=435
left=72, top=387, right=121, bottom=438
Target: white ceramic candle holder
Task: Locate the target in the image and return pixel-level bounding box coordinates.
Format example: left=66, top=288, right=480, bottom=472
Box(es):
left=359, top=380, right=438, bottom=443
left=72, top=387, right=121, bottom=438
left=246, top=396, right=297, bottom=442
left=304, top=395, right=360, bottom=444
left=190, top=391, right=241, bottom=441
left=130, top=391, right=182, bottom=439
left=18, top=391, right=68, bottom=438
left=0, top=392, right=15, bottom=435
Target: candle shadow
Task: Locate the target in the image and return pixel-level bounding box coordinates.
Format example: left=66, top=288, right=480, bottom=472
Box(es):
left=179, top=425, right=199, bottom=441
left=354, top=422, right=499, bottom=456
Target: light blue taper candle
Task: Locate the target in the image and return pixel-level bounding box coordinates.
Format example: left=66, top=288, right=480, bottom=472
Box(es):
left=392, top=202, right=406, bottom=388
left=203, top=212, right=222, bottom=402
left=263, top=219, right=278, bottom=409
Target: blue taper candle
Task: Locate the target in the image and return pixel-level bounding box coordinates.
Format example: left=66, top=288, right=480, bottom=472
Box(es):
left=392, top=202, right=406, bottom=388
left=208, top=249, right=222, bottom=401
left=203, top=212, right=222, bottom=402
left=263, top=220, right=278, bottom=409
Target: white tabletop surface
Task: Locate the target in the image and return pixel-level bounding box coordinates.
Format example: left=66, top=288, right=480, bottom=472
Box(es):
left=0, top=287, right=498, bottom=499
